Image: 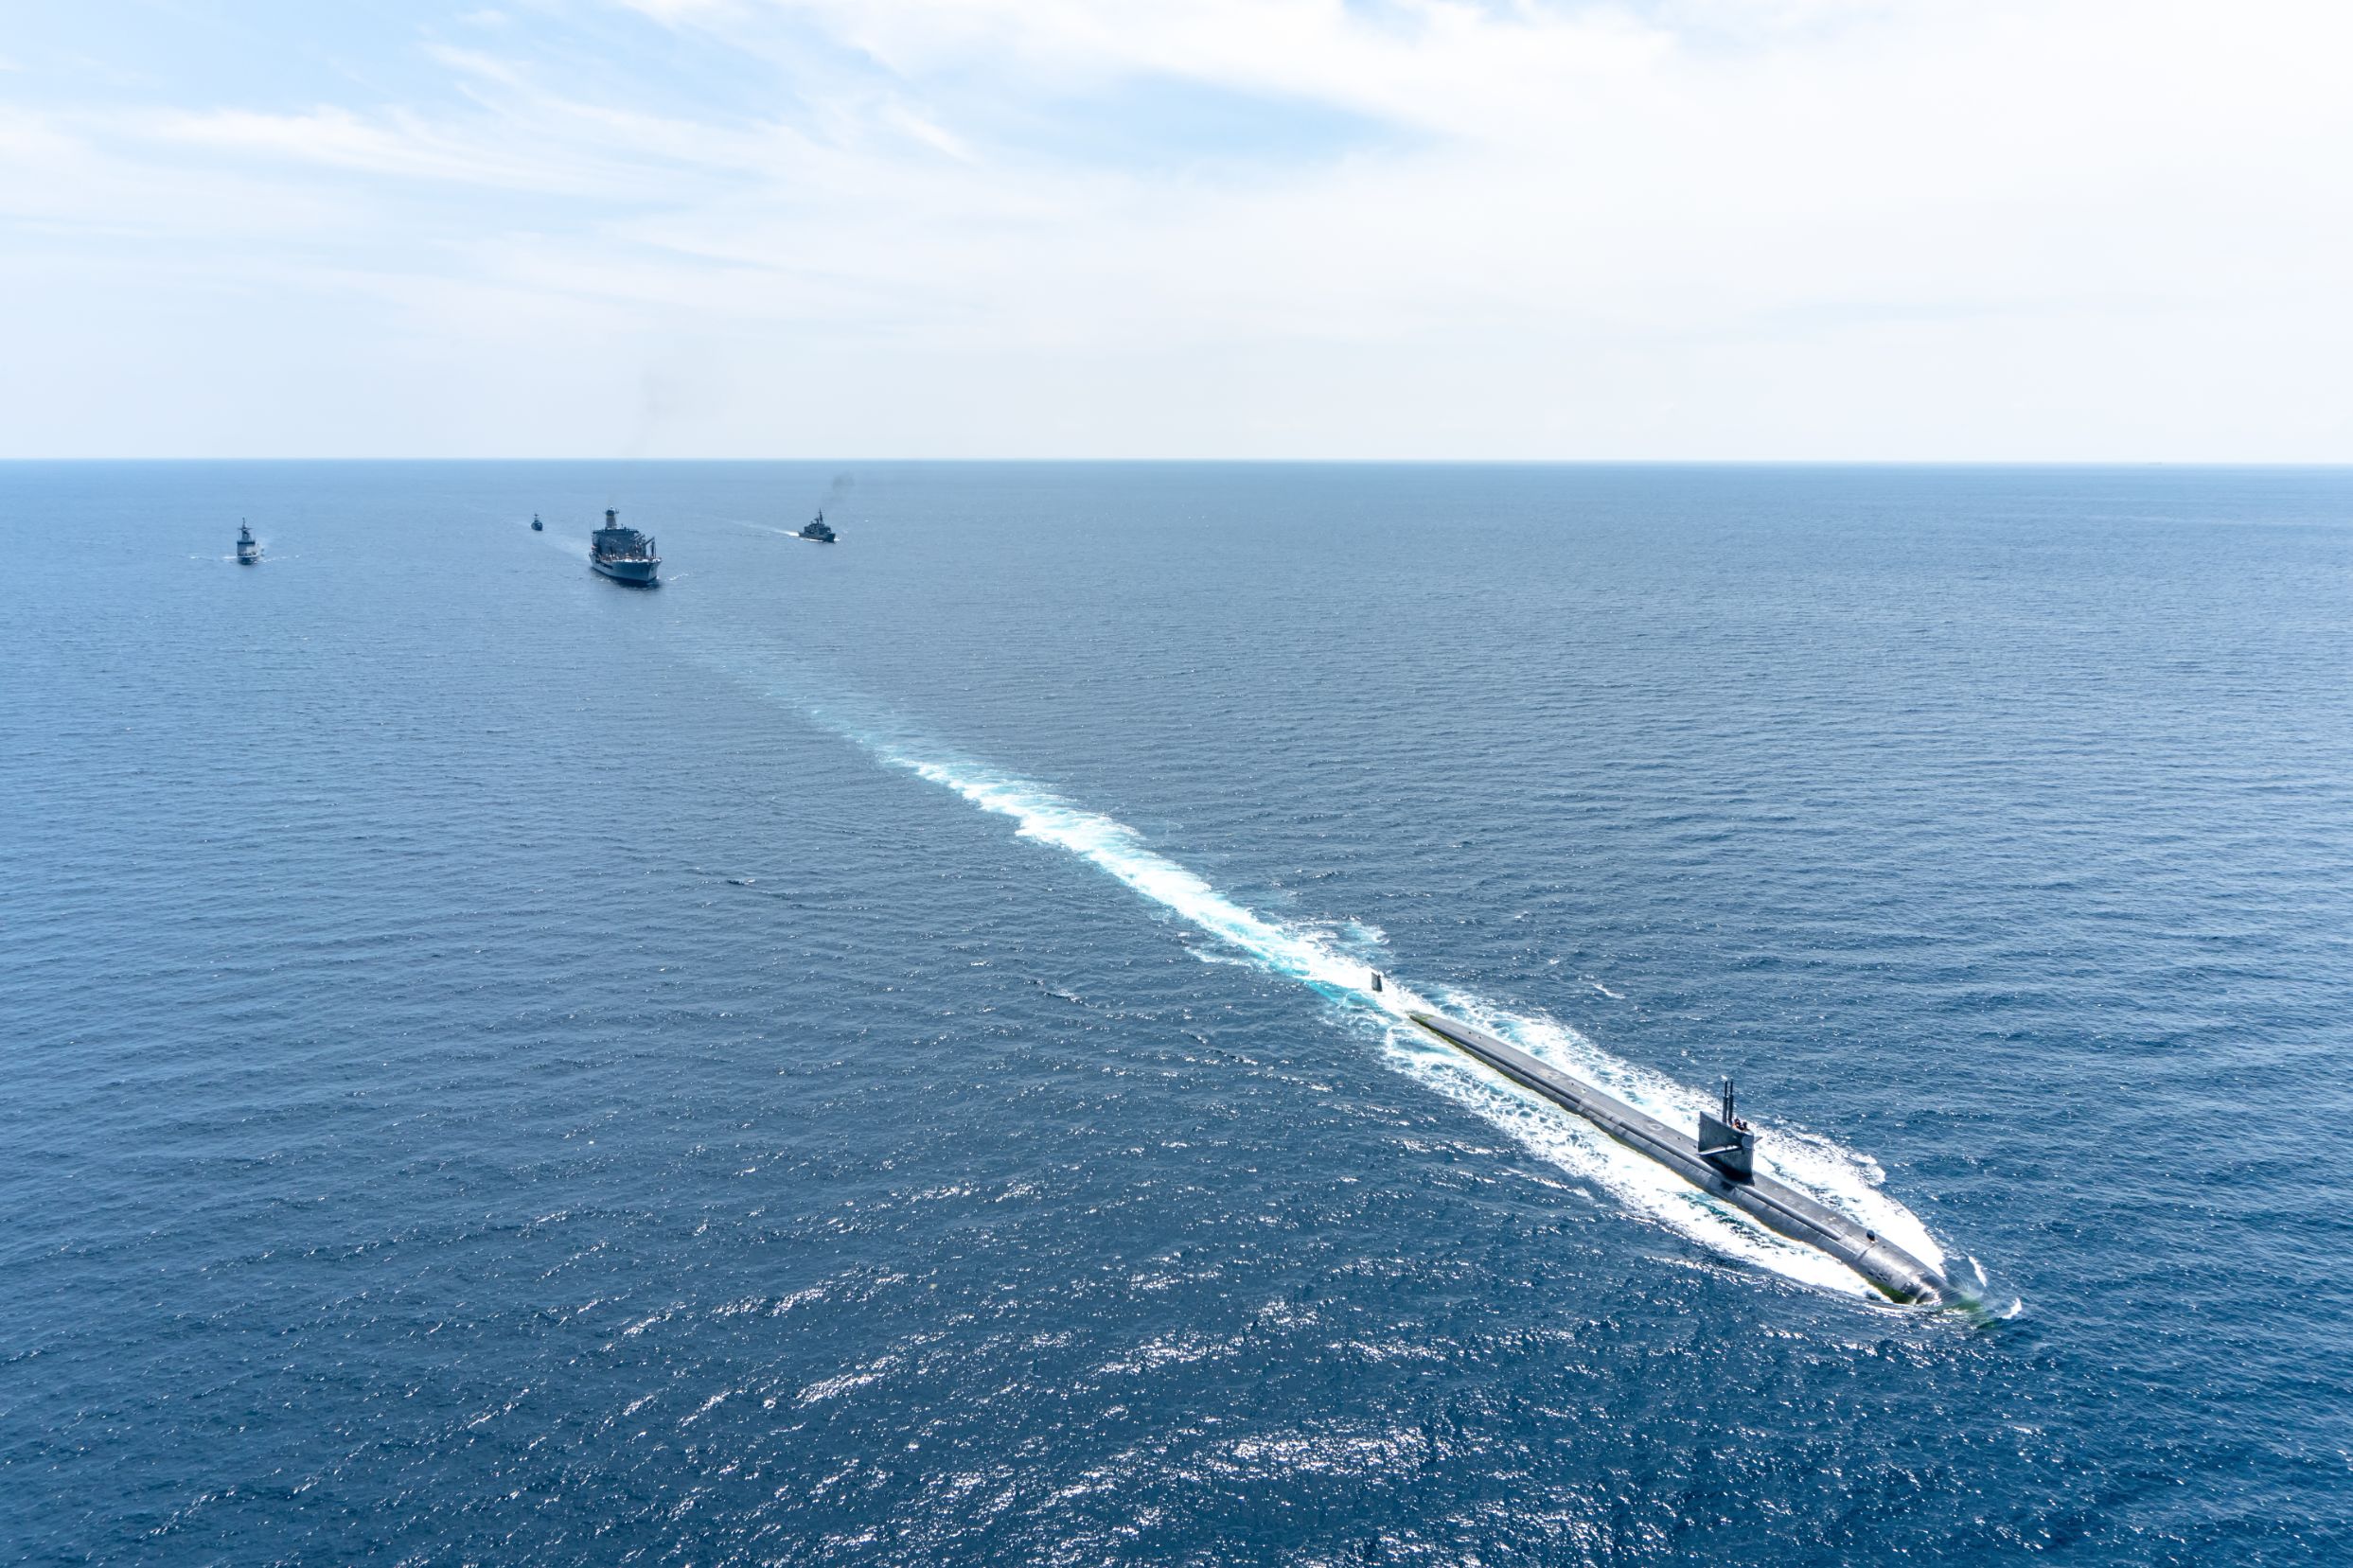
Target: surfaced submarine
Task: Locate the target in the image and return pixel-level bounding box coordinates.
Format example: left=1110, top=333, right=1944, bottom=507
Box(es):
left=1409, top=1011, right=1951, bottom=1305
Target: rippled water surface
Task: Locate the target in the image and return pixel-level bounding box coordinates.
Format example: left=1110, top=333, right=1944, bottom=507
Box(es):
left=7, top=462, right=2352, bottom=1564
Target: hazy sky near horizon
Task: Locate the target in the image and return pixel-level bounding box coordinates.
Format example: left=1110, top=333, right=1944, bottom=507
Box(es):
left=4, top=0, right=2349, bottom=460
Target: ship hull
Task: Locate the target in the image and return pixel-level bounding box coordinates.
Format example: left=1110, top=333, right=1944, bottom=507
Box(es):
left=591, top=555, right=659, bottom=586
left=1410, top=1013, right=1950, bottom=1305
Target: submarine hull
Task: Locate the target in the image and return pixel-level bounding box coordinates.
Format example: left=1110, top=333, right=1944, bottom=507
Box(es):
left=1410, top=1013, right=1949, bottom=1305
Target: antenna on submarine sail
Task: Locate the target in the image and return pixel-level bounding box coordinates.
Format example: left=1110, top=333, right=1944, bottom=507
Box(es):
left=1697, top=1077, right=1756, bottom=1182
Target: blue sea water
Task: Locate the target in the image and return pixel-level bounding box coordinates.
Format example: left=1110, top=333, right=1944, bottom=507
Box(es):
left=5, top=461, right=2352, bottom=1565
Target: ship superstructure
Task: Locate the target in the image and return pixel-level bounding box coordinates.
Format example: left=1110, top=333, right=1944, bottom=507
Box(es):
left=590, top=509, right=660, bottom=585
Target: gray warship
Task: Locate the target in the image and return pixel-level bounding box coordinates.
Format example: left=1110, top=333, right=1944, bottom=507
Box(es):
left=799, top=510, right=836, bottom=543
left=236, top=522, right=259, bottom=565
left=590, top=509, right=659, bottom=585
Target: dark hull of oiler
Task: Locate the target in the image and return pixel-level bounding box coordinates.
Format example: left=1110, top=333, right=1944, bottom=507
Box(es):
left=1409, top=1013, right=1949, bottom=1304
left=591, top=555, right=659, bottom=585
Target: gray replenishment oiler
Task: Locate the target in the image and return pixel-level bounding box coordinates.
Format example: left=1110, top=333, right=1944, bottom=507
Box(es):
left=236, top=521, right=259, bottom=564
left=590, top=508, right=659, bottom=586
left=1409, top=1011, right=1951, bottom=1304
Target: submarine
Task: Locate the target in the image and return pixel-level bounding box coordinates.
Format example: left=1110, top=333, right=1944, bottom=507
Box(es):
left=1409, top=1011, right=1951, bottom=1305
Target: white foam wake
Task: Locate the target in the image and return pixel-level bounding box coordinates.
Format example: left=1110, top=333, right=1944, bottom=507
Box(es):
left=864, top=749, right=1942, bottom=1302
left=717, top=652, right=1944, bottom=1301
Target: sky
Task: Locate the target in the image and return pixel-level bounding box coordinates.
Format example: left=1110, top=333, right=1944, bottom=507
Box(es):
left=2, top=0, right=2349, bottom=460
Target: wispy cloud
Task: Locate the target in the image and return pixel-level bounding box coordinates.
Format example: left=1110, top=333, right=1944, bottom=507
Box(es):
left=1, top=0, right=2349, bottom=457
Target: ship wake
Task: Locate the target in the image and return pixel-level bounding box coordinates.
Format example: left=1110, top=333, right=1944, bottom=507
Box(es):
left=725, top=658, right=1947, bottom=1302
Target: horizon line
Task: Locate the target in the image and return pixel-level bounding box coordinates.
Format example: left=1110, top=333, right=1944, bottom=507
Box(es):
left=6, top=456, right=2351, bottom=469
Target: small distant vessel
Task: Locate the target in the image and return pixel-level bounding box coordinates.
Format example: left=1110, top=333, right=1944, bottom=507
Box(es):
left=236, top=522, right=259, bottom=565
left=590, top=508, right=659, bottom=586
left=531, top=513, right=543, bottom=532
left=798, top=511, right=837, bottom=544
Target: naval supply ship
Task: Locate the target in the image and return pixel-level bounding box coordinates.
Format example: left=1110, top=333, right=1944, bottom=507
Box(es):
left=1410, top=1010, right=1953, bottom=1305
left=590, top=509, right=660, bottom=585
left=799, top=510, right=836, bottom=543
left=236, top=522, right=259, bottom=564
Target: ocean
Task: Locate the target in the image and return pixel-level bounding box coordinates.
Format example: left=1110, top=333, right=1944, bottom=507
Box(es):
left=6, top=461, right=2351, bottom=1564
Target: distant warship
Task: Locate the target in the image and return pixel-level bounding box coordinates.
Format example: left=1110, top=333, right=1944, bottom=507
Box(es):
left=531, top=513, right=542, bottom=532
left=590, top=509, right=659, bottom=585
left=799, top=511, right=837, bottom=544
left=236, top=522, right=259, bottom=565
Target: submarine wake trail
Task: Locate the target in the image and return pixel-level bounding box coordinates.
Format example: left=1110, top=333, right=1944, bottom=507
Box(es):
left=717, top=653, right=1949, bottom=1301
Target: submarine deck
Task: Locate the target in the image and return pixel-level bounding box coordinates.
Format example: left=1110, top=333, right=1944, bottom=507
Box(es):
left=1408, top=1012, right=1949, bottom=1305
